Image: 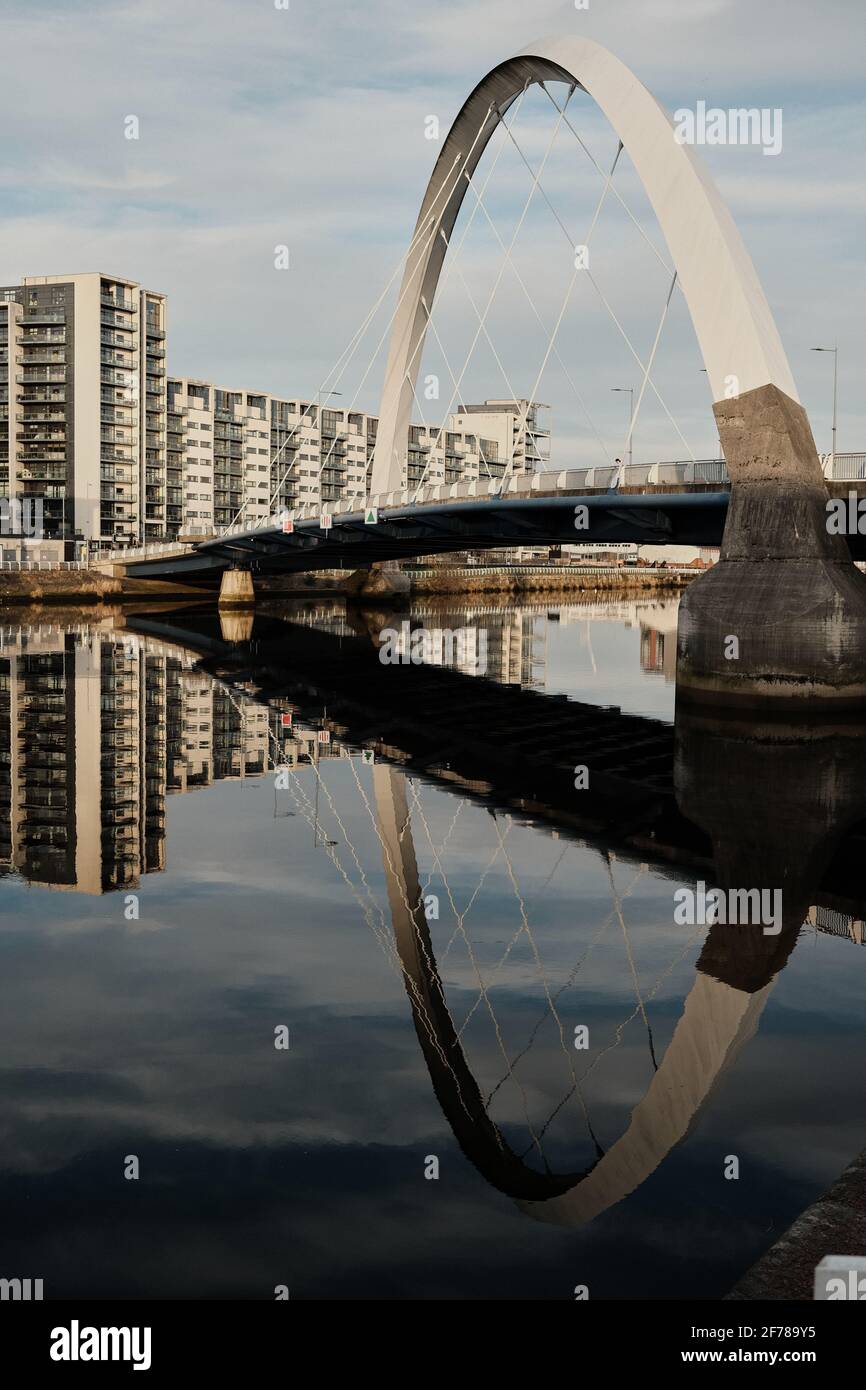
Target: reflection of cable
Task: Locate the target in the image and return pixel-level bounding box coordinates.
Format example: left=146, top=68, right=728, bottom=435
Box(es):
left=407, top=784, right=548, bottom=1167
left=606, top=852, right=658, bottom=1071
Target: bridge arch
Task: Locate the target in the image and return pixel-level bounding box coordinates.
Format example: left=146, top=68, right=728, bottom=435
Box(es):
left=371, top=34, right=797, bottom=494
left=374, top=763, right=778, bottom=1225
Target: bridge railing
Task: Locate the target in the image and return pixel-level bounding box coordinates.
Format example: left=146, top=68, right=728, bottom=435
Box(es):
left=0, top=559, right=91, bottom=572
left=824, top=453, right=866, bottom=481
left=37, top=455, right=866, bottom=570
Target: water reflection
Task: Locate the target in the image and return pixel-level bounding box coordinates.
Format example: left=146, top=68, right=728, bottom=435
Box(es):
left=1, top=596, right=865, bottom=1299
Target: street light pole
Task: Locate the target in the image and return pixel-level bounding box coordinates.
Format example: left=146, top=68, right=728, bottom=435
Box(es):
left=611, top=387, right=634, bottom=470
left=811, top=346, right=838, bottom=466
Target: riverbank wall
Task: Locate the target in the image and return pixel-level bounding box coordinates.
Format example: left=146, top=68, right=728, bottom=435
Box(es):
left=0, top=563, right=695, bottom=607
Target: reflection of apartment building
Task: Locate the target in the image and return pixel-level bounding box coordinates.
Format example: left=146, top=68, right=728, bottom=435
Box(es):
left=640, top=623, right=677, bottom=682
left=0, top=628, right=285, bottom=893
left=0, top=632, right=181, bottom=892
left=0, top=615, right=540, bottom=895
left=395, top=610, right=545, bottom=687
left=0, top=273, right=168, bottom=551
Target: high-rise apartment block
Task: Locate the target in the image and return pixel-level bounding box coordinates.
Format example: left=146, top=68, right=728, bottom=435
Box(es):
left=0, top=272, right=168, bottom=552
left=0, top=269, right=548, bottom=552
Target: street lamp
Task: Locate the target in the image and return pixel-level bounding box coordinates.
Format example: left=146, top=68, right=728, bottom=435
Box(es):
left=811, top=346, right=838, bottom=466
left=611, top=387, right=634, bottom=470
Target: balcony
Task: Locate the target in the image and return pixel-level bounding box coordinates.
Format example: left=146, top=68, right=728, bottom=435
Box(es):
left=101, top=290, right=135, bottom=312
left=18, top=391, right=66, bottom=405
left=24, top=310, right=65, bottom=325
left=22, top=330, right=66, bottom=345
left=101, top=310, right=136, bottom=330
left=17, top=370, right=65, bottom=384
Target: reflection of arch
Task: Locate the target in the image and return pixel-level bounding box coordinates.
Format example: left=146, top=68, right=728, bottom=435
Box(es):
left=374, top=763, right=775, bottom=1225
left=371, top=34, right=797, bottom=493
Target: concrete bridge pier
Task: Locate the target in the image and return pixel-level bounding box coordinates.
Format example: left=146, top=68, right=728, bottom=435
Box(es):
left=677, top=383, right=866, bottom=707
left=218, top=565, right=255, bottom=609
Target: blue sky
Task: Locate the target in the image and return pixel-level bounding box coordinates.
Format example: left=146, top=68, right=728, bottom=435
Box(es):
left=0, top=0, right=863, bottom=464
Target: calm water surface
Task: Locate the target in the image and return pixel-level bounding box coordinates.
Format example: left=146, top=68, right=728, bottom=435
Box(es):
left=0, top=595, right=863, bottom=1299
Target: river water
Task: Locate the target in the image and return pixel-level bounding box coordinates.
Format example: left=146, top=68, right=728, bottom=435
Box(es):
left=0, top=595, right=863, bottom=1300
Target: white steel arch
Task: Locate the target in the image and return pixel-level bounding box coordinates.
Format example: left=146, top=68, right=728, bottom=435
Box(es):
left=371, top=34, right=797, bottom=494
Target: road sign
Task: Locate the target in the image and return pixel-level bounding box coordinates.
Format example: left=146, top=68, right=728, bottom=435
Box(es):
left=281, top=514, right=294, bottom=535
left=362, top=748, right=375, bottom=765
left=280, top=711, right=293, bottom=728
left=365, top=506, right=378, bottom=525
left=317, top=729, right=331, bottom=745
left=320, top=512, right=332, bottom=530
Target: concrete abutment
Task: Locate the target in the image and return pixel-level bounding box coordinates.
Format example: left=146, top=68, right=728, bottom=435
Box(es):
left=677, top=383, right=866, bottom=707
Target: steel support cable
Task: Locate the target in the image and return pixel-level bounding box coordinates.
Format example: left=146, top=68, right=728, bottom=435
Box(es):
left=315, top=87, right=534, bottom=496
left=539, top=81, right=678, bottom=282
left=496, top=114, right=697, bottom=464
left=406, top=85, right=577, bottom=500
left=458, top=169, right=613, bottom=467
left=495, top=133, right=624, bottom=490
left=391, top=83, right=540, bottom=496
left=232, top=164, right=462, bottom=531
left=617, top=268, right=679, bottom=484
left=254, top=103, right=498, bottom=524
left=418, top=293, right=494, bottom=483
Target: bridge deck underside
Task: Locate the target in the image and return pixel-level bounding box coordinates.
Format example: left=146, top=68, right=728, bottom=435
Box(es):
left=127, top=492, right=731, bottom=582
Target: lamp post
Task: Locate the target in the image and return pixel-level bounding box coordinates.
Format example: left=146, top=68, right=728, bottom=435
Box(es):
left=611, top=387, right=634, bottom=470
left=811, top=346, right=838, bottom=467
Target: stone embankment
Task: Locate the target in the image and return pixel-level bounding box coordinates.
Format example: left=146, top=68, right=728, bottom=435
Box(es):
left=0, top=569, right=209, bottom=604
left=408, top=566, right=694, bottom=597
left=0, top=563, right=695, bottom=606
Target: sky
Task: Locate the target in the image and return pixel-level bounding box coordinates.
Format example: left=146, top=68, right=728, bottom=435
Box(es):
left=0, top=0, right=863, bottom=465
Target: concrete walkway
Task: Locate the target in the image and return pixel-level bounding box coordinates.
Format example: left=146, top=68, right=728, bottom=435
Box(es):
left=727, top=1147, right=866, bottom=1299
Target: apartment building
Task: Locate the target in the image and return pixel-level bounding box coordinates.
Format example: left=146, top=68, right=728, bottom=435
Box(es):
left=448, top=400, right=550, bottom=474
left=0, top=273, right=167, bottom=552
left=0, top=267, right=549, bottom=549
left=166, top=380, right=548, bottom=537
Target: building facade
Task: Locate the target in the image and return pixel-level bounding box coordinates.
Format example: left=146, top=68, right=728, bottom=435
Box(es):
left=166, top=382, right=549, bottom=538
left=0, top=269, right=548, bottom=550
left=0, top=273, right=167, bottom=554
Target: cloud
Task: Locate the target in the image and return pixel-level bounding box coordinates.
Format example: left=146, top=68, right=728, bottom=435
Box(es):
left=0, top=0, right=862, bottom=462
